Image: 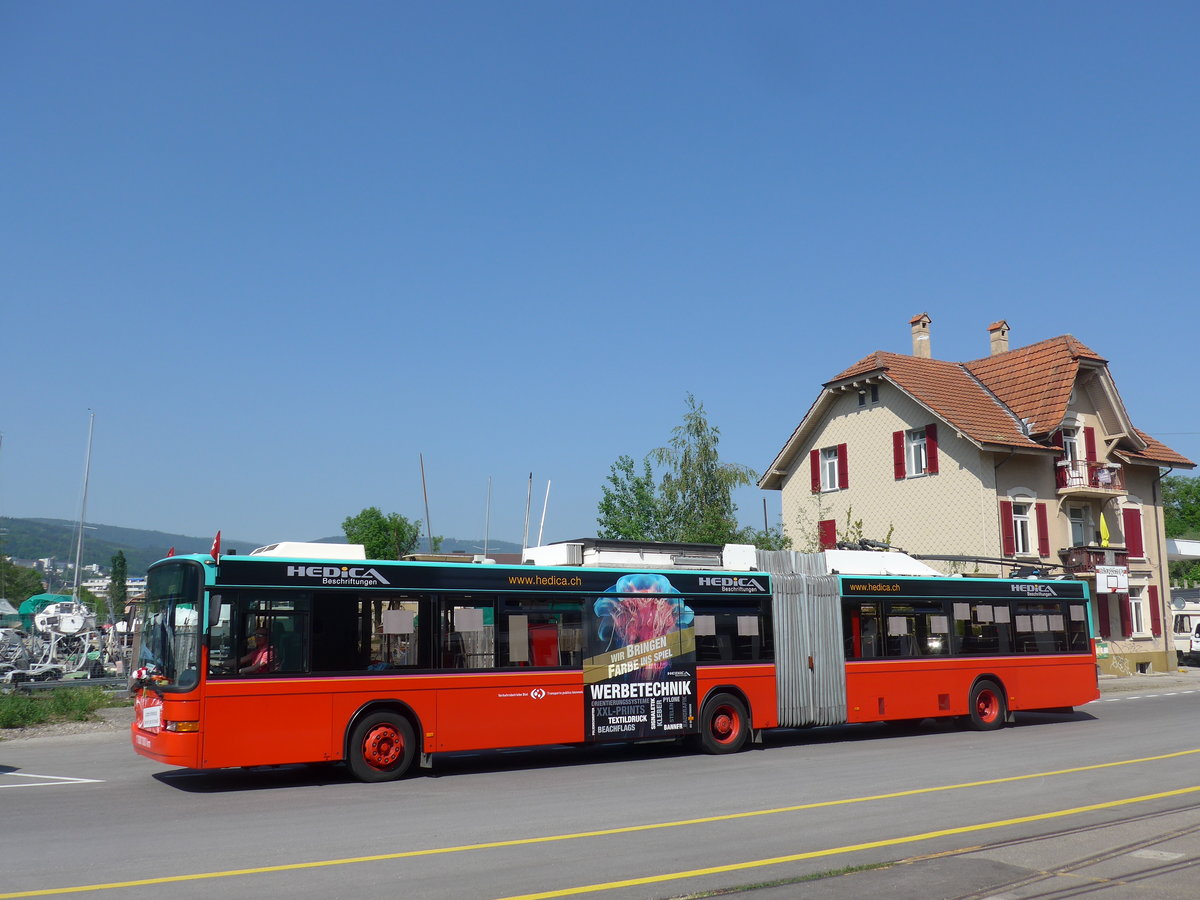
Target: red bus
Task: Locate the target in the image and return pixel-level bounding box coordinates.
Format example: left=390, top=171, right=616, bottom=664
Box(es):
left=130, top=539, right=1097, bottom=782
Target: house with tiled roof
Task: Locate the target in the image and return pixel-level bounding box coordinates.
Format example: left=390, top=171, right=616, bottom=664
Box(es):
left=759, top=314, right=1195, bottom=676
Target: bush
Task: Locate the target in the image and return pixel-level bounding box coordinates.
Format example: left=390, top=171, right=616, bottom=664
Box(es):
left=47, top=687, right=111, bottom=721
left=0, top=693, right=45, bottom=728
left=0, top=687, right=114, bottom=729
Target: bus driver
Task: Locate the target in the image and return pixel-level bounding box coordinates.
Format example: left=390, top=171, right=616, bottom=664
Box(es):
left=239, top=626, right=278, bottom=674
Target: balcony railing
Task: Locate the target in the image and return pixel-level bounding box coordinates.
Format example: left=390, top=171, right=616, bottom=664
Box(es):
left=1055, top=460, right=1125, bottom=493
left=1059, top=545, right=1129, bottom=575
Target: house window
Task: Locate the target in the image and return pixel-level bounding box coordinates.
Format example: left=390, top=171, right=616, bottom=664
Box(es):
left=810, top=444, right=848, bottom=494
left=1129, top=588, right=1146, bottom=636
left=857, top=384, right=879, bottom=407
left=907, top=428, right=928, bottom=476
left=1068, top=506, right=1091, bottom=547
left=1061, top=427, right=1079, bottom=462
left=893, top=425, right=938, bottom=479
left=1012, top=503, right=1031, bottom=555
left=821, top=448, right=840, bottom=490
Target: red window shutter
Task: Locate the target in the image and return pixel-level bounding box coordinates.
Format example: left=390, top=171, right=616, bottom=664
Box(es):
left=1051, top=430, right=1064, bottom=452
left=810, top=450, right=821, bottom=494
left=837, top=443, right=849, bottom=490
left=925, top=423, right=939, bottom=475
left=1035, top=502, right=1050, bottom=557
left=1148, top=585, right=1161, bottom=637
left=1084, top=427, right=1097, bottom=463
left=1118, top=593, right=1132, bottom=637
left=893, top=431, right=906, bottom=480
left=818, top=519, right=837, bottom=550
left=1097, top=596, right=1111, bottom=638
left=1000, top=500, right=1015, bottom=557
left=1122, top=507, right=1144, bottom=557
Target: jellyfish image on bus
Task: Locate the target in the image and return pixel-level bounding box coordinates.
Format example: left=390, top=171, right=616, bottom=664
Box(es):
left=592, top=573, right=695, bottom=681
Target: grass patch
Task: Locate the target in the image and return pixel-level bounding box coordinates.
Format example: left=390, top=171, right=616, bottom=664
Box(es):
left=0, top=687, right=118, bottom=729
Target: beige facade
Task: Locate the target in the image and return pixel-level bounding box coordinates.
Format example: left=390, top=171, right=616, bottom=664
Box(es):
left=762, top=321, right=1193, bottom=677
left=779, top=384, right=1004, bottom=564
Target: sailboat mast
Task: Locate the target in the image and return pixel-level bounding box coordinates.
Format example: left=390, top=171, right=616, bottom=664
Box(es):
left=71, top=412, right=95, bottom=607
left=483, top=476, right=492, bottom=558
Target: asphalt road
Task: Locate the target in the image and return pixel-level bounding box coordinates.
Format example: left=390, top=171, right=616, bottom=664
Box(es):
left=2, top=672, right=1198, bottom=900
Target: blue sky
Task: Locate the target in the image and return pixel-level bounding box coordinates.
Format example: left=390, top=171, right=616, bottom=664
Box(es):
left=3, top=2, right=1198, bottom=549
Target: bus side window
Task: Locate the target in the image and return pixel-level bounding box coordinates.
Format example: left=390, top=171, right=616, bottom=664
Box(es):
left=234, top=595, right=310, bottom=676
left=371, top=597, right=424, bottom=669
left=440, top=598, right=495, bottom=669
left=500, top=597, right=583, bottom=668
left=841, top=603, right=879, bottom=659
left=207, top=596, right=235, bottom=676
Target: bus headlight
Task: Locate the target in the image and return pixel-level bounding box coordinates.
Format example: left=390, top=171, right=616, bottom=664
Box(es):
left=164, top=721, right=200, bottom=733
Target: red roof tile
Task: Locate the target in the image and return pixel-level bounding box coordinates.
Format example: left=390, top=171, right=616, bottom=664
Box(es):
left=964, top=335, right=1105, bottom=435
left=829, top=352, right=1038, bottom=449
left=1121, top=429, right=1196, bottom=467
left=826, top=335, right=1192, bottom=467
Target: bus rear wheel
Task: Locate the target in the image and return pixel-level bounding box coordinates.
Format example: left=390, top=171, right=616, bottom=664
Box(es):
left=698, top=693, right=749, bottom=754
left=967, top=680, right=1006, bottom=731
left=348, top=712, right=416, bottom=782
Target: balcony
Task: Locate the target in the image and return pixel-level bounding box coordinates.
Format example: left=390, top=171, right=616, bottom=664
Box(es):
left=1059, top=545, right=1129, bottom=576
left=1055, top=460, right=1125, bottom=497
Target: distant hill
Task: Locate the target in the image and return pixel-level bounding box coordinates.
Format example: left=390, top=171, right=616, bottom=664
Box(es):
left=0, top=517, right=265, bottom=575
left=0, top=517, right=522, bottom=576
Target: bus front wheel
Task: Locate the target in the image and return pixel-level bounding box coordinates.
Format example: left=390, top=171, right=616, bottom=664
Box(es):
left=967, top=680, right=1006, bottom=731
left=348, top=712, right=416, bottom=782
left=697, top=693, right=749, bottom=754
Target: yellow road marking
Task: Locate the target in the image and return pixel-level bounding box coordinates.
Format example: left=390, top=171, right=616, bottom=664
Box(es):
left=3, top=748, right=1200, bottom=899
left=497, top=784, right=1200, bottom=900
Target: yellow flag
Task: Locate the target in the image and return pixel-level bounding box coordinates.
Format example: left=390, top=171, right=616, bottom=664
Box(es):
left=1099, top=511, right=1110, bottom=547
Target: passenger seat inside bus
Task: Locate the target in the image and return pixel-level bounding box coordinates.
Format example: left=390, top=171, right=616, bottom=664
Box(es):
left=275, top=630, right=303, bottom=673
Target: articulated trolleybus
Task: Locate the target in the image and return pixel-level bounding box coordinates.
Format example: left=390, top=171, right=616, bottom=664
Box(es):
left=130, top=539, right=1098, bottom=782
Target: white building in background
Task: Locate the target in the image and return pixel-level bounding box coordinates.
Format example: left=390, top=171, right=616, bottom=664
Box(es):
left=81, top=576, right=149, bottom=601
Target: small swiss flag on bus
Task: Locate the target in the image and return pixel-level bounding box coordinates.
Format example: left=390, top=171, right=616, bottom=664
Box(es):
left=166, top=547, right=175, bottom=557
left=210, top=531, right=221, bottom=562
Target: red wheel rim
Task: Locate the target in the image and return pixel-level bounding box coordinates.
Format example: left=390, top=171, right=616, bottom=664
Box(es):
left=362, top=724, right=403, bottom=770
left=976, top=690, right=999, bottom=723
left=710, top=705, right=741, bottom=744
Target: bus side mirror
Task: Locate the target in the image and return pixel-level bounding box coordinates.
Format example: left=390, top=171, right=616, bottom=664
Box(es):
left=207, top=594, right=223, bottom=644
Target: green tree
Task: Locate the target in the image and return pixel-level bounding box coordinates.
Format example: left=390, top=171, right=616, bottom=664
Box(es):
left=0, top=557, right=45, bottom=604
left=1164, top=474, right=1200, bottom=538
left=108, top=550, right=128, bottom=623
left=1171, top=559, right=1200, bottom=586
left=342, top=507, right=422, bottom=560
left=596, top=455, right=664, bottom=541
left=738, top=524, right=791, bottom=551
left=653, top=394, right=757, bottom=544
left=597, top=394, right=771, bottom=547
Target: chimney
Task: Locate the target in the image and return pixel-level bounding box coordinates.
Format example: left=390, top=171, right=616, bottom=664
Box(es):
left=988, top=320, right=1010, bottom=356
left=910, top=313, right=932, bottom=358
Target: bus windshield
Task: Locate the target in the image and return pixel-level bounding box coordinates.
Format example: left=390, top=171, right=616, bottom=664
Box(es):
left=137, top=562, right=203, bottom=691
